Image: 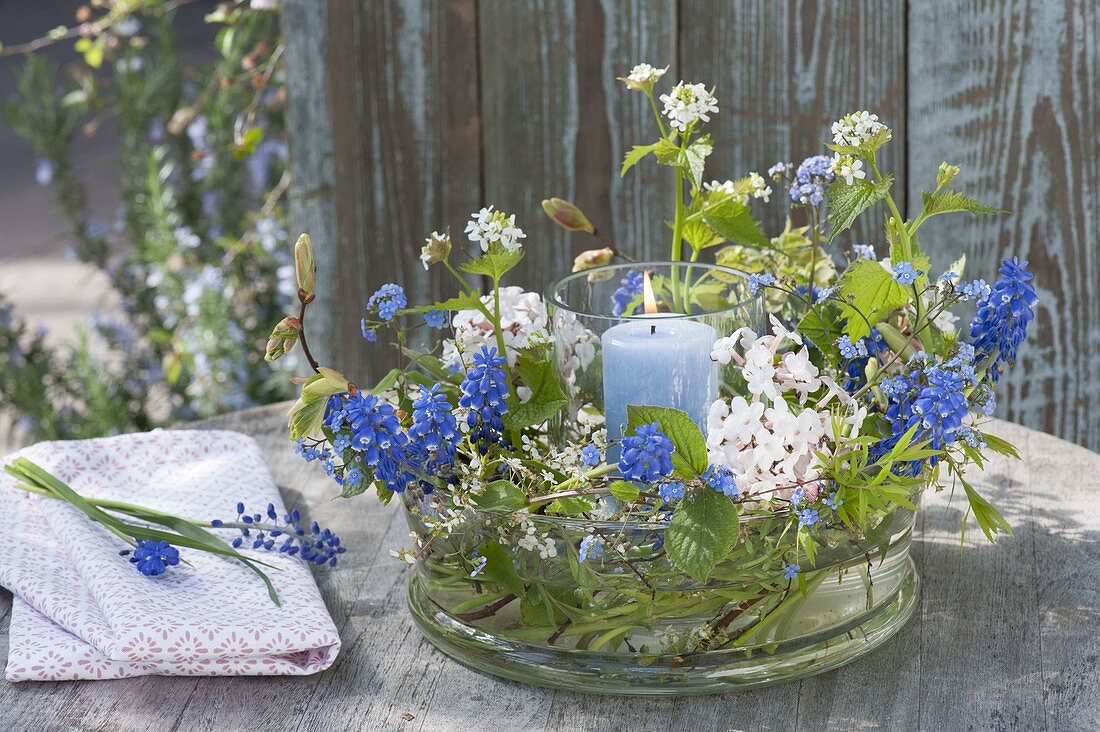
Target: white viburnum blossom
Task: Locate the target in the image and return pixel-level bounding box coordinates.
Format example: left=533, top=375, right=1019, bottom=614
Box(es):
left=830, top=111, right=890, bottom=147
left=621, top=63, right=668, bottom=91
left=442, top=286, right=548, bottom=368
left=660, top=81, right=719, bottom=132
left=748, top=171, right=772, bottom=202
left=464, top=205, right=526, bottom=253
left=830, top=153, right=866, bottom=185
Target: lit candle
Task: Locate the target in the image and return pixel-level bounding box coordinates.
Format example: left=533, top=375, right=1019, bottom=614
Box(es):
left=601, top=271, right=718, bottom=449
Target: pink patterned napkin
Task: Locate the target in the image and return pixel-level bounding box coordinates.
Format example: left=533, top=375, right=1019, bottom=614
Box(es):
left=0, top=430, right=341, bottom=681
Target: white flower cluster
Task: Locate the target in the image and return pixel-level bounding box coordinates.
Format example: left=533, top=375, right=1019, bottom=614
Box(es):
left=830, top=110, right=890, bottom=147
left=748, top=171, right=772, bottom=202
left=515, top=518, right=558, bottom=559
left=707, top=318, right=863, bottom=498
left=660, top=82, right=719, bottom=132
left=624, top=63, right=668, bottom=89
left=443, top=286, right=548, bottom=368
left=703, top=173, right=771, bottom=203
left=830, top=154, right=866, bottom=185
left=464, top=206, right=526, bottom=253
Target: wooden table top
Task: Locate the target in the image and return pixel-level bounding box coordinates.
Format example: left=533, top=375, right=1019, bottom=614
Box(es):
left=1, top=405, right=1097, bottom=731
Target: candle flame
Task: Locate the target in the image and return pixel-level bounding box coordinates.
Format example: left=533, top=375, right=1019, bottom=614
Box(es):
left=642, top=271, right=658, bottom=314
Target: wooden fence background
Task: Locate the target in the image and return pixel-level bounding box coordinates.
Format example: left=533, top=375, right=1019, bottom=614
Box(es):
left=280, top=0, right=1099, bottom=451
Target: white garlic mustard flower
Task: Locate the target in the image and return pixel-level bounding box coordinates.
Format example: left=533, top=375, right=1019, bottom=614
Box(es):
left=464, top=205, right=526, bottom=253
left=660, top=82, right=719, bottom=132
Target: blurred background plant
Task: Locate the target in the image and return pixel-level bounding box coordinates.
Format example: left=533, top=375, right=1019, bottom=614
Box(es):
left=0, top=0, right=296, bottom=443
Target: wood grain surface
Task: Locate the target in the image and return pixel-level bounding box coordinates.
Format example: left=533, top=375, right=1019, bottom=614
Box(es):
left=1, top=405, right=1097, bottom=731
left=279, top=0, right=1097, bottom=449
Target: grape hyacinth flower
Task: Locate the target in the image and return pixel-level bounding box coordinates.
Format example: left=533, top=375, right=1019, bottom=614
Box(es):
left=215, top=503, right=346, bottom=567
left=409, top=384, right=459, bottom=467
left=969, top=257, right=1038, bottom=382
left=459, top=346, right=510, bottom=449
left=618, top=422, right=674, bottom=483
left=611, top=270, right=644, bottom=317
left=366, top=283, right=407, bottom=321
left=129, top=539, right=181, bottom=576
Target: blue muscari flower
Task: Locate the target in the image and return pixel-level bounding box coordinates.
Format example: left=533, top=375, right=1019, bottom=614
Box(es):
left=423, top=310, right=449, bottom=329
left=459, top=347, right=510, bottom=450
left=579, top=534, right=605, bottom=563
left=703, top=465, right=738, bottom=496
left=409, top=384, right=459, bottom=467
left=367, top=283, right=407, bottom=321
left=129, top=539, right=181, bottom=576
left=227, top=503, right=346, bottom=567
left=618, top=422, right=674, bottom=483
left=824, top=491, right=843, bottom=509
left=580, top=444, right=601, bottom=467
left=611, top=270, right=644, bottom=317
left=892, top=261, right=920, bottom=285
left=658, top=481, right=685, bottom=503
left=968, top=257, right=1038, bottom=382
left=837, top=334, right=869, bottom=360
left=328, top=392, right=416, bottom=493
left=798, top=508, right=820, bottom=528
left=360, top=318, right=378, bottom=342
left=748, top=272, right=776, bottom=295
left=874, top=362, right=971, bottom=474
left=784, top=563, right=801, bottom=580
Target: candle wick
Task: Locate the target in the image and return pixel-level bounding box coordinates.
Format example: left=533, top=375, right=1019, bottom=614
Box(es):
left=650, top=324, right=656, bottom=335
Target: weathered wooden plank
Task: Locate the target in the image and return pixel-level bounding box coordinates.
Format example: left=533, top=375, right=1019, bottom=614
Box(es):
left=303, top=0, right=481, bottom=382
left=680, top=0, right=906, bottom=246
left=907, top=0, right=1100, bottom=451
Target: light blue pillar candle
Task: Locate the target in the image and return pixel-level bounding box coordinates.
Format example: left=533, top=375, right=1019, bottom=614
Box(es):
left=601, top=315, right=718, bottom=447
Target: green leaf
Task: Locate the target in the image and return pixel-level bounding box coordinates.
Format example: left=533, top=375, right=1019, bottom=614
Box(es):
left=921, top=189, right=1008, bottom=219
left=289, top=375, right=343, bottom=439
left=665, top=488, right=740, bottom=581
left=982, top=433, right=1020, bottom=459
left=626, top=405, right=707, bottom=478
left=826, top=176, right=893, bottom=241
left=472, top=480, right=527, bottom=510
left=874, top=321, right=916, bottom=360
left=836, top=258, right=912, bottom=339
left=653, top=138, right=681, bottom=165
left=479, top=541, right=525, bottom=597
left=621, top=142, right=657, bottom=177
left=546, top=496, right=596, bottom=516
left=702, top=196, right=769, bottom=248
left=503, top=352, right=568, bottom=430
left=681, top=219, right=725, bottom=251
left=403, top=291, right=485, bottom=314
left=460, top=248, right=525, bottom=280
left=960, top=478, right=1012, bottom=542
left=609, top=480, right=640, bottom=502
left=797, top=304, right=844, bottom=358
left=371, top=368, right=402, bottom=395
left=681, top=135, right=713, bottom=189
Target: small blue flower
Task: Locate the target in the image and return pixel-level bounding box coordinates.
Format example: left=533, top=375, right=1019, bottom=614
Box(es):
left=789, top=487, right=806, bottom=507
left=658, top=481, right=685, bottom=503
left=851, top=243, right=876, bottom=260
left=703, top=465, right=738, bottom=496
left=580, top=444, right=601, bottom=467
left=748, top=272, right=776, bottom=295
left=129, top=539, right=181, bottom=577
left=788, top=155, right=835, bottom=206
left=784, top=563, right=801, bottom=580
left=360, top=318, right=378, bottom=342
left=367, top=283, right=407, bottom=321
left=837, top=334, right=869, bottom=360
left=958, top=279, right=991, bottom=301
left=579, top=534, right=605, bottom=563
left=824, top=491, right=843, bottom=509
left=892, top=261, right=920, bottom=286
left=459, top=347, right=510, bottom=450
left=410, top=383, right=460, bottom=469
left=226, top=503, right=347, bottom=567
left=798, top=508, right=820, bottom=528
left=423, top=309, right=449, bottom=329
left=618, top=422, right=674, bottom=483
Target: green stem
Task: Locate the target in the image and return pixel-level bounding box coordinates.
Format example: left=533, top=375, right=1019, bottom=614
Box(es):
left=646, top=90, right=668, bottom=137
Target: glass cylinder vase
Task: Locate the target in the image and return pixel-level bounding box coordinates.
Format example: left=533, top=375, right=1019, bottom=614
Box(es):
left=544, top=261, right=764, bottom=447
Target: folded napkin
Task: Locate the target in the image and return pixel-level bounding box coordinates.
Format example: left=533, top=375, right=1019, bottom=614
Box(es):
left=0, top=429, right=341, bottom=681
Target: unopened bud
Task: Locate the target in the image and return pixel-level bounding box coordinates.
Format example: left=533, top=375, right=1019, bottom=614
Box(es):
left=542, top=198, right=595, bottom=234
left=572, top=247, right=614, bottom=272
left=167, top=106, right=197, bottom=136
left=937, top=162, right=961, bottom=188
left=419, top=230, right=452, bottom=270
left=264, top=316, right=300, bottom=362
left=294, top=233, right=316, bottom=296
